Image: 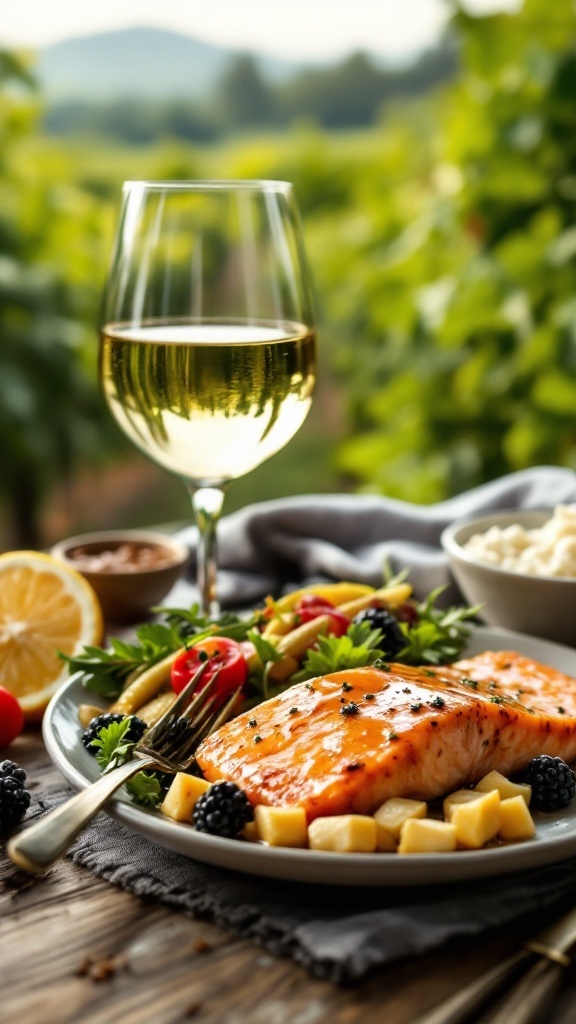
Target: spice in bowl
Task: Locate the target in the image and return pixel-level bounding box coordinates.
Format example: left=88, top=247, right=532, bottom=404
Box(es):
left=51, top=530, right=190, bottom=623
left=68, top=541, right=180, bottom=574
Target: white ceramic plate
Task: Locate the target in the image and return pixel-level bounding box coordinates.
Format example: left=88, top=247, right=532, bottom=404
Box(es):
left=43, top=626, right=576, bottom=886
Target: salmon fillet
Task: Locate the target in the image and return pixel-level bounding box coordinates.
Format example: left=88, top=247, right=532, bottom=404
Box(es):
left=196, top=651, right=576, bottom=820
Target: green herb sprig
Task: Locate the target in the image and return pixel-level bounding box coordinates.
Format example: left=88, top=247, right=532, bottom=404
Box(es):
left=90, top=718, right=163, bottom=809
left=290, top=621, right=386, bottom=682
left=396, top=588, right=480, bottom=665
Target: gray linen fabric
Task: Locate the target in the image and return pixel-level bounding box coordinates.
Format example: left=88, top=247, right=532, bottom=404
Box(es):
left=176, top=466, right=576, bottom=606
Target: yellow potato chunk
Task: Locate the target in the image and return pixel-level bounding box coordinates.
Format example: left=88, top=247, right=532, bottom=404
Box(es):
left=498, top=796, right=536, bottom=841
left=374, top=797, right=427, bottom=841
left=242, top=821, right=259, bottom=843
left=398, top=818, right=457, bottom=854
left=451, top=789, right=501, bottom=849
left=375, top=825, right=398, bottom=853
left=254, top=806, right=308, bottom=848
left=475, top=770, right=532, bottom=806
left=161, top=773, right=210, bottom=823
left=443, top=789, right=483, bottom=821
left=308, top=815, right=377, bottom=853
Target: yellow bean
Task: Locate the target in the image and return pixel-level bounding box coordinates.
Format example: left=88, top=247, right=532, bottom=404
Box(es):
left=266, top=654, right=300, bottom=682
left=137, top=691, right=177, bottom=726
left=275, top=615, right=333, bottom=660
left=109, top=650, right=182, bottom=716
left=78, top=704, right=105, bottom=729
left=338, top=582, right=413, bottom=618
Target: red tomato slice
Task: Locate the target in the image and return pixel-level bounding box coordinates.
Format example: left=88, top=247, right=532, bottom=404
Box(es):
left=298, top=606, right=351, bottom=638
left=171, top=637, right=248, bottom=700
left=0, top=687, right=25, bottom=748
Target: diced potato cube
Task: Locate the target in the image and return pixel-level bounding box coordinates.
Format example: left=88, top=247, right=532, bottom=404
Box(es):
left=374, top=797, right=427, bottom=841
left=451, top=789, right=500, bottom=849
left=242, top=821, right=259, bottom=843
left=161, top=773, right=210, bottom=822
left=375, top=825, right=398, bottom=853
left=499, top=796, right=536, bottom=841
left=254, top=805, right=308, bottom=848
left=475, top=770, right=531, bottom=806
left=443, top=789, right=484, bottom=821
left=398, top=818, right=457, bottom=854
left=308, top=815, right=377, bottom=853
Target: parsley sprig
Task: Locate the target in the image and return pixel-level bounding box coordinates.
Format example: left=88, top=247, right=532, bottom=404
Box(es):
left=90, top=718, right=163, bottom=809
left=290, top=621, right=385, bottom=682
left=396, top=588, right=481, bottom=665
left=61, top=623, right=184, bottom=699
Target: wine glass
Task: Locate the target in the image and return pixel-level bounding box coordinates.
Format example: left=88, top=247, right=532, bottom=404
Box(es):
left=100, top=180, right=316, bottom=616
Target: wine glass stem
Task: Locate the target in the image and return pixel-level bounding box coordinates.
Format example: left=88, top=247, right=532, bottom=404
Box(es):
left=188, top=485, right=225, bottom=617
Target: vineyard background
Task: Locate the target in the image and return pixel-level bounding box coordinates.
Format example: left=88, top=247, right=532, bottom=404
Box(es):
left=1, top=0, right=575, bottom=550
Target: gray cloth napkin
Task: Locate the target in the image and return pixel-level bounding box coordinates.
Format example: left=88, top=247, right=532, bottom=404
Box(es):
left=22, top=785, right=576, bottom=983
left=175, top=466, right=576, bottom=606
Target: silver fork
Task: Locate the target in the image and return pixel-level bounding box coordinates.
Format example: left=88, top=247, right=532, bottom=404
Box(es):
left=8, top=662, right=240, bottom=875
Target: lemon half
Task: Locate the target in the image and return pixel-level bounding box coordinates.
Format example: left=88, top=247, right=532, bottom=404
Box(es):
left=0, top=550, right=103, bottom=720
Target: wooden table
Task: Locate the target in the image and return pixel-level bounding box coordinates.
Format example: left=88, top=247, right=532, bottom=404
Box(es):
left=2, top=733, right=576, bottom=1024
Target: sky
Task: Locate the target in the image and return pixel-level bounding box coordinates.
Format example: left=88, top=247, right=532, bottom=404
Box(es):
left=0, top=0, right=521, bottom=62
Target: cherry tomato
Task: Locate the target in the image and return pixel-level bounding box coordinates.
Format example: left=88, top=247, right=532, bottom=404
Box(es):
left=295, top=594, right=335, bottom=612
left=170, top=637, right=248, bottom=701
left=395, top=601, right=419, bottom=625
left=0, top=687, right=25, bottom=748
left=298, top=605, right=351, bottom=638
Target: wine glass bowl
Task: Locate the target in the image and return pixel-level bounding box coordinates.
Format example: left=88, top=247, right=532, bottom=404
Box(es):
left=100, top=180, right=316, bottom=614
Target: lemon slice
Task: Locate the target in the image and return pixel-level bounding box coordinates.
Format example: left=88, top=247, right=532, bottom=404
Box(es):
left=0, top=551, right=104, bottom=720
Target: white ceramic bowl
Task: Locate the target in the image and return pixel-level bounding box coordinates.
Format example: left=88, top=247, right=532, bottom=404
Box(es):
left=441, top=509, right=576, bottom=646
left=51, top=529, right=190, bottom=624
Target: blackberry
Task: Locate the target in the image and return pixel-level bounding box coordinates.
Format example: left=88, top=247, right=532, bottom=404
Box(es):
left=0, top=760, right=27, bottom=786
left=82, top=713, right=147, bottom=754
left=352, top=607, right=405, bottom=657
left=193, top=781, right=253, bottom=839
left=162, top=717, right=194, bottom=751
left=0, top=770, right=31, bottom=832
left=523, top=755, right=576, bottom=811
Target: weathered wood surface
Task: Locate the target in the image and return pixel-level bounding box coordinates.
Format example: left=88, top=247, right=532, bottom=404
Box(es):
left=2, top=733, right=576, bottom=1024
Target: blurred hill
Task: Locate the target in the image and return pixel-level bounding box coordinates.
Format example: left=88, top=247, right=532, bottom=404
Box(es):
left=38, top=27, right=457, bottom=140
left=36, top=26, right=310, bottom=101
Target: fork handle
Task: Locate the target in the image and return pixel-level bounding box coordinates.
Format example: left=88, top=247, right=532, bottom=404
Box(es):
left=412, top=950, right=531, bottom=1024
left=7, top=755, right=158, bottom=874
left=483, top=956, right=564, bottom=1024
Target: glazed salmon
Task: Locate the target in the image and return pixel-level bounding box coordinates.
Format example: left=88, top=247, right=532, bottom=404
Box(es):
left=196, top=651, right=576, bottom=820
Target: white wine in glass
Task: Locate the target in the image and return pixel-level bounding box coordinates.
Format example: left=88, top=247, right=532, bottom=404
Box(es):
left=100, top=181, right=316, bottom=615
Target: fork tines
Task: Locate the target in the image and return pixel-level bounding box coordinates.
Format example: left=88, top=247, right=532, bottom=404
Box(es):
left=139, top=661, right=241, bottom=767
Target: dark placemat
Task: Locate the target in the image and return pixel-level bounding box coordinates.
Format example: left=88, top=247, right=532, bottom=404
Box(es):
left=21, top=784, right=576, bottom=984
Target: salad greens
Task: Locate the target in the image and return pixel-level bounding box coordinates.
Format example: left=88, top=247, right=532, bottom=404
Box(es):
left=63, top=584, right=479, bottom=708
left=61, top=609, right=261, bottom=700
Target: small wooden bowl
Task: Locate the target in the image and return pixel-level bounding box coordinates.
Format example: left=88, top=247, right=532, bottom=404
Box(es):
left=51, top=530, right=190, bottom=624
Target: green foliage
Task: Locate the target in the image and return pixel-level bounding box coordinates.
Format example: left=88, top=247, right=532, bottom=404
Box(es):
left=321, top=0, right=576, bottom=499
left=2, top=0, right=576, bottom=546
left=0, top=51, right=117, bottom=545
